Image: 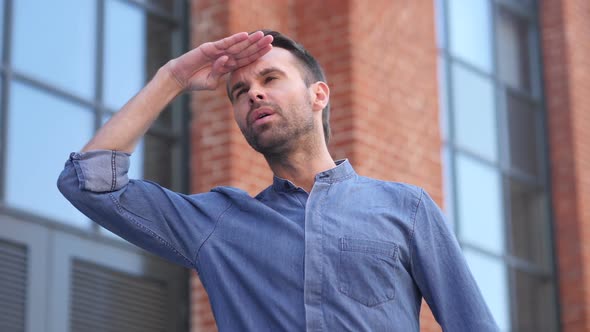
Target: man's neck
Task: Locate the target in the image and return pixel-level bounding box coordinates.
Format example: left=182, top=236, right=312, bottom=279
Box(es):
left=265, top=143, right=336, bottom=193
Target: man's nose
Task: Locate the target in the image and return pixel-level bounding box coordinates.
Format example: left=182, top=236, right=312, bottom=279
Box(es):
left=248, top=87, right=265, bottom=104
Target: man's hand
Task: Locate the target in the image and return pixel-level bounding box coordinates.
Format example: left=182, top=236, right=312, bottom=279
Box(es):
left=167, top=31, right=273, bottom=91
left=81, top=32, right=272, bottom=153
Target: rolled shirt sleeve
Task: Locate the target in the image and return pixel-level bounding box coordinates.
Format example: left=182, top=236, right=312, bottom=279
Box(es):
left=410, top=189, right=500, bottom=331
left=57, top=150, right=230, bottom=269
left=68, top=150, right=131, bottom=192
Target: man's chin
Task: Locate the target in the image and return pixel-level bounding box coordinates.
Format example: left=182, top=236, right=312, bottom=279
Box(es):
left=248, top=135, right=289, bottom=155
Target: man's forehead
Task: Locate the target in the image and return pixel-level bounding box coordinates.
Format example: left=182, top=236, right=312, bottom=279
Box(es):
left=228, top=47, right=299, bottom=84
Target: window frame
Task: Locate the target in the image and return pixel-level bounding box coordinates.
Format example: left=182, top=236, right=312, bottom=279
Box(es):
left=0, top=0, right=190, bottom=240
left=437, top=0, right=560, bottom=330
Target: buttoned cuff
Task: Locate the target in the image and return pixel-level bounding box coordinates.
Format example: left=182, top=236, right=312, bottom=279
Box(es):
left=68, top=150, right=131, bottom=192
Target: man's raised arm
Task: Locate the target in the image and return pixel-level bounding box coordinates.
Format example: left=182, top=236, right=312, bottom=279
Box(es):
left=82, top=31, right=273, bottom=153
left=56, top=32, right=273, bottom=268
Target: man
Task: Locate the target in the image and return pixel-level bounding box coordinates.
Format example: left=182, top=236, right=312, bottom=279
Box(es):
left=58, top=30, right=499, bottom=331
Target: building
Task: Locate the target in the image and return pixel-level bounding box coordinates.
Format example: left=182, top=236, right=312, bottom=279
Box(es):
left=0, top=0, right=587, bottom=331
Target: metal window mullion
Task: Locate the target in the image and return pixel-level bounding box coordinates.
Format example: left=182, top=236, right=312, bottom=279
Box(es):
left=461, top=241, right=554, bottom=277
left=10, top=71, right=99, bottom=111
left=495, top=0, right=535, bottom=21
left=447, top=51, right=542, bottom=107
left=0, top=0, right=13, bottom=204
left=438, top=0, right=462, bottom=239
left=92, top=0, right=105, bottom=234
left=490, top=0, right=521, bottom=327
left=125, top=0, right=180, bottom=25
left=95, top=0, right=105, bottom=131
left=451, top=143, right=503, bottom=169
left=531, top=0, right=563, bottom=328
left=173, top=0, right=190, bottom=195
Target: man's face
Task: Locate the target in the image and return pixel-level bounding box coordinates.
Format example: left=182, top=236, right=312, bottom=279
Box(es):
left=228, top=47, right=316, bottom=155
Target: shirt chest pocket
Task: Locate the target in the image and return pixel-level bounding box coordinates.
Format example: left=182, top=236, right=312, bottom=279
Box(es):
left=338, top=237, right=398, bottom=307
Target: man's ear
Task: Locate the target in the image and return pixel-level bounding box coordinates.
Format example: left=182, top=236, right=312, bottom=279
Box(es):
left=311, top=81, right=330, bottom=112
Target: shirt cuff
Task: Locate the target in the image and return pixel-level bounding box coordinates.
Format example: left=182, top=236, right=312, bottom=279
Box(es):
left=69, top=150, right=131, bottom=192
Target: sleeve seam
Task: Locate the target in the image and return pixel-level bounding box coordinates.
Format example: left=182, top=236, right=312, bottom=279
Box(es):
left=109, top=193, right=194, bottom=268
left=408, top=188, right=424, bottom=275
left=110, top=150, right=117, bottom=191
left=194, top=200, right=234, bottom=265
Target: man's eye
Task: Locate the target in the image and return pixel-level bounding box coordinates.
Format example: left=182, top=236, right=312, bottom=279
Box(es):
left=235, top=89, right=246, bottom=99
left=265, top=76, right=276, bottom=83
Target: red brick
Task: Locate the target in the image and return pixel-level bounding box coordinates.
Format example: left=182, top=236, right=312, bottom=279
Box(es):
left=541, top=0, right=590, bottom=331
left=186, top=0, right=501, bottom=331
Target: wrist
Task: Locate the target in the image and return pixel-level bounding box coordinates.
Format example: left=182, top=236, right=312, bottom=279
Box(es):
left=155, top=63, right=185, bottom=98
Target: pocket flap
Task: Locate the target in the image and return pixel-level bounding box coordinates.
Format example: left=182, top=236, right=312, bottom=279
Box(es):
left=340, top=237, right=397, bottom=258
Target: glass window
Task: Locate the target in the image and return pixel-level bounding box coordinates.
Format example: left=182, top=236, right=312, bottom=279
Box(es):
left=104, top=0, right=146, bottom=110
left=442, top=146, right=455, bottom=225
left=440, top=0, right=557, bottom=329
left=456, top=154, right=505, bottom=254
left=0, top=0, right=4, bottom=54
left=5, top=81, right=93, bottom=228
left=511, top=268, right=558, bottom=332
left=496, top=8, right=531, bottom=91
left=138, top=0, right=176, bottom=13
left=507, top=94, right=539, bottom=176
left=464, top=249, right=510, bottom=331
left=452, top=64, right=497, bottom=161
left=143, top=135, right=175, bottom=189
left=438, top=55, right=449, bottom=141
left=146, top=16, right=176, bottom=129
left=435, top=0, right=446, bottom=48
left=509, top=180, right=550, bottom=267
left=12, top=0, right=96, bottom=99
left=448, top=0, right=492, bottom=72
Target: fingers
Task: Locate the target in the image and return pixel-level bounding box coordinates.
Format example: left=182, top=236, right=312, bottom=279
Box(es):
left=234, top=44, right=273, bottom=67
left=233, top=34, right=274, bottom=60
left=213, top=32, right=249, bottom=50
left=222, top=31, right=265, bottom=54
left=209, top=55, right=230, bottom=80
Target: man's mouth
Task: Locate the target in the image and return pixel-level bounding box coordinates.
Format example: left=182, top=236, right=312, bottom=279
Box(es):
left=250, top=107, right=276, bottom=125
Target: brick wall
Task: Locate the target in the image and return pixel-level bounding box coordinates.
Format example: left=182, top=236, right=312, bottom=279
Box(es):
left=540, top=0, right=590, bottom=331
left=189, top=0, right=441, bottom=330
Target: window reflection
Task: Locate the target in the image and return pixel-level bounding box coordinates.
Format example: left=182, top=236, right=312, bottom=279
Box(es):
left=456, top=154, right=505, bottom=254
left=509, top=180, right=550, bottom=267
left=12, top=0, right=96, bottom=99
left=6, top=81, right=93, bottom=228
left=104, top=0, right=146, bottom=110
left=497, top=8, right=531, bottom=91
left=147, top=17, right=176, bottom=129
left=143, top=135, right=175, bottom=190
left=507, top=94, right=539, bottom=176
left=464, top=249, right=510, bottom=331
left=452, top=64, right=497, bottom=161
left=511, top=268, right=557, bottom=332
left=137, top=0, right=176, bottom=13
left=448, top=0, right=492, bottom=72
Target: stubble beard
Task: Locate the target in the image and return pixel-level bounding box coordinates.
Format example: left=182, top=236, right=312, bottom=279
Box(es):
left=242, top=99, right=315, bottom=157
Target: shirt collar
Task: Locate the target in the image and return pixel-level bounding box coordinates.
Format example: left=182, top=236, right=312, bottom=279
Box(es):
left=272, top=159, right=356, bottom=192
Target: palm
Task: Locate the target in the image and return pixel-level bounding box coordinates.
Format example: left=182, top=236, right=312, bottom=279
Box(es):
left=169, top=31, right=273, bottom=91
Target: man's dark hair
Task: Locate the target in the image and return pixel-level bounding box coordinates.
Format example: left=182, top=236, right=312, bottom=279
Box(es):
left=228, top=30, right=331, bottom=145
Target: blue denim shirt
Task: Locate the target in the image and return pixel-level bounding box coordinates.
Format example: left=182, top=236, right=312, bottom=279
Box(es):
left=58, top=150, right=499, bottom=331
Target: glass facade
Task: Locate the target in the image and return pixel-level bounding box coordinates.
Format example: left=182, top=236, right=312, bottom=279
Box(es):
left=0, top=0, right=190, bottom=330
left=1, top=0, right=187, bottom=230
left=436, top=0, right=558, bottom=331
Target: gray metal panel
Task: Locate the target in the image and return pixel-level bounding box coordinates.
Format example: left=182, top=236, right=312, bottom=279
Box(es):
left=0, top=239, right=27, bottom=332
left=69, top=259, right=168, bottom=332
